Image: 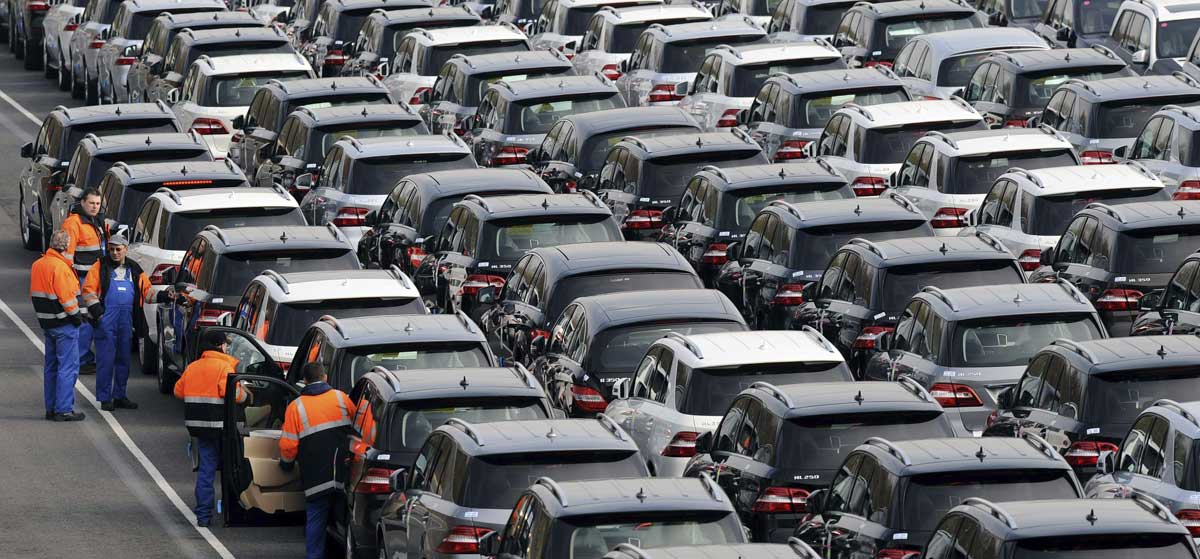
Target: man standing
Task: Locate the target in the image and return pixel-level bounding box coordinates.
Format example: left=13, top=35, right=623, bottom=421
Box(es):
left=279, top=363, right=357, bottom=559
left=62, top=188, right=107, bottom=375
left=82, top=233, right=156, bottom=411
left=173, top=330, right=249, bottom=527
left=31, top=230, right=86, bottom=422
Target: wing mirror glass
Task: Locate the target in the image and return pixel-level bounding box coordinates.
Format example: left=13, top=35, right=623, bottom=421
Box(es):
left=1039, top=247, right=1054, bottom=265
left=673, top=81, right=690, bottom=97
left=724, top=241, right=741, bottom=261
left=806, top=489, right=828, bottom=515
left=478, top=532, right=500, bottom=556
left=1132, top=49, right=1149, bottom=64
left=166, top=88, right=180, bottom=104
left=995, top=385, right=1014, bottom=409
left=20, top=142, right=32, bottom=159
left=1140, top=288, right=1164, bottom=311
left=387, top=468, right=408, bottom=492
left=695, top=431, right=713, bottom=454
left=1096, top=450, right=1116, bottom=475
left=476, top=285, right=497, bottom=305
left=1055, top=26, right=1072, bottom=41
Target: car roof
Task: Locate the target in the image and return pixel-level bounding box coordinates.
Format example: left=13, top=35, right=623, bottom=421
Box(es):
left=952, top=498, right=1190, bottom=540
left=414, top=24, right=526, bottom=44
left=178, top=26, right=287, bottom=45
left=53, top=102, right=175, bottom=124
left=603, top=3, right=712, bottom=23
left=154, top=186, right=298, bottom=212
left=1064, top=74, right=1200, bottom=102
left=438, top=418, right=640, bottom=454
left=491, top=74, right=616, bottom=100
left=619, top=130, right=760, bottom=159
left=768, top=194, right=926, bottom=229
left=1046, top=335, right=1200, bottom=374
left=403, top=168, right=551, bottom=197
left=263, top=76, right=388, bottom=98
left=716, top=41, right=841, bottom=64
left=1144, top=399, right=1200, bottom=437
left=699, top=160, right=844, bottom=190
left=560, top=106, right=699, bottom=136
left=1155, top=104, right=1200, bottom=131
left=122, top=0, right=225, bottom=12
left=652, top=18, right=766, bottom=41
left=375, top=6, right=479, bottom=25
left=570, top=289, right=744, bottom=334
left=460, top=192, right=611, bottom=219
left=770, top=67, right=903, bottom=95
left=987, top=46, right=1127, bottom=73
left=603, top=544, right=807, bottom=559
left=747, top=381, right=942, bottom=418
left=845, top=99, right=981, bottom=127
left=854, top=0, right=977, bottom=18
left=532, top=241, right=695, bottom=277
left=450, top=49, right=572, bottom=74
left=919, top=127, right=1074, bottom=157
left=1131, top=0, right=1200, bottom=20
left=1078, top=200, right=1200, bottom=231
left=660, top=329, right=844, bottom=368
left=108, top=160, right=245, bottom=183
left=200, top=225, right=351, bottom=252
left=290, top=103, right=420, bottom=126
left=913, top=27, right=1047, bottom=54
left=193, top=52, right=311, bottom=74
left=154, top=10, right=262, bottom=28
left=372, top=366, right=546, bottom=402
left=915, top=281, right=1094, bottom=321
left=314, top=312, right=486, bottom=347
left=81, top=132, right=205, bottom=154
left=1014, top=163, right=1164, bottom=195
left=863, top=436, right=1074, bottom=475
left=258, top=269, right=419, bottom=302
left=332, top=134, right=470, bottom=158
left=859, top=235, right=1016, bottom=267
left=532, top=477, right=731, bottom=517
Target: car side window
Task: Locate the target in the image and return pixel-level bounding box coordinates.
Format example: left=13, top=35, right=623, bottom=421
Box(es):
left=742, top=213, right=769, bottom=261
left=632, top=347, right=661, bottom=399
left=1165, top=260, right=1200, bottom=310
left=646, top=348, right=673, bottom=404
left=826, top=453, right=865, bottom=514
left=133, top=199, right=159, bottom=244
left=1041, top=91, right=1067, bottom=129
left=1131, top=116, right=1165, bottom=159
left=995, top=180, right=1016, bottom=226
left=1174, top=430, right=1192, bottom=487
left=408, top=435, right=438, bottom=490
left=714, top=397, right=750, bottom=453
left=893, top=303, right=919, bottom=351
left=897, top=143, right=925, bottom=185
left=1015, top=354, right=1050, bottom=407
left=924, top=515, right=963, bottom=559
left=1119, top=414, right=1158, bottom=473
left=1141, top=415, right=1170, bottom=478
left=628, top=33, right=650, bottom=71
left=1153, top=117, right=1176, bottom=161
left=757, top=214, right=779, bottom=264
left=908, top=301, right=930, bottom=357
left=835, top=252, right=861, bottom=302
left=818, top=251, right=849, bottom=299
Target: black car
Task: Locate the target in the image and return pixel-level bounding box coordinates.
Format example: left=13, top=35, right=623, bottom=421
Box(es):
left=831, top=0, right=985, bottom=69
left=528, top=105, right=701, bottom=193
left=973, top=0, right=1049, bottom=28
left=603, top=543, right=822, bottom=559
left=795, top=234, right=1026, bottom=373
left=530, top=288, right=748, bottom=417
left=766, top=0, right=860, bottom=36
left=796, top=434, right=1084, bottom=558
left=479, top=241, right=703, bottom=365
left=1030, top=201, right=1200, bottom=336
left=133, top=26, right=293, bottom=106
left=125, top=11, right=265, bottom=103
left=597, top=131, right=770, bottom=241
left=683, top=380, right=957, bottom=543
left=96, top=159, right=249, bottom=232
left=357, top=168, right=554, bottom=272
left=414, top=192, right=623, bottom=316
left=1131, top=248, right=1200, bottom=336
left=339, top=6, right=481, bottom=80
left=984, top=335, right=1200, bottom=481
left=719, top=194, right=933, bottom=330
left=1033, top=0, right=1122, bottom=48
left=300, top=0, right=429, bottom=77
left=659, top=161, right=855, bottom=287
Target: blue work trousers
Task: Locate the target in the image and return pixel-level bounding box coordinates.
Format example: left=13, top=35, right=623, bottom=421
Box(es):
left=95, top=272, right=135, bottom=402
left=306, top=494, right=333, bottom=559
left=195, top=437, right=220, bottom=524
left=43, top=324, right=80, bottom=414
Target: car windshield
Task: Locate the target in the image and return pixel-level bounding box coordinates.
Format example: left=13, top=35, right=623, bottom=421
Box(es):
left=211, top=249, right=360, bottom=295
left=163, top=208, right=306, bottom=250
left=339, top=343, right=492, bottom=387
left=729, top=58, right=847, bottom=97
left=470, top=68, right=573, bottom=105
left=565, top=513, right=741, bottom=559
left=422, top=40, right=530, bottom=75
left=801, top=3, right=855, bottom=34
left=314, top=122, right=427, bottom=158
left=901, top=469, right=1079, bottom=532
left=589, top=321, right=744, bottom=374
left=722, top=183, right=854, bottom=230
left=949, top=314, right=1104, bottom=367
left=938, top=51, right=1011, bottom=88
left=792, top=220, right=933, bottom=270
left=639, top=150, right=767, bottom=199
left=1016, top=67, right=1132, bottom=108
left=1097, top=98, right=1200, bottom=139
left=1014, top=533, right=1196, bottom=559
left=206, top=72, right=311, bottom=107
left=84, top=148, right=213, bottom=188
left=859, top=120, right=986, bottom=164
left=1011, top=0, right=1048, bottom=18
left=388, top=398, right=548, bottom=450
left=1076, top=0, right=1121, bottom=34
left=877, top=15, right=977, bottom=58
left=1026, top=188, right=1168, bottom=236
left=579, top=126, right=699, bottom=170
left=548, top=271, right=704, bottom=323
left=679, top=361, right=852, bottom=416
left=67, top=119, right=180, bottom=149
left=795, top=87, right=910, bottom=128
left=349, top=153, right=476, bottom=195
left=660, top=35, right=763, bottom=73
left=879, top=260, right=1024, bottom=314
left=778, top=410, right=954, bottom=470
left=1156, top=18, right=1200, bottom=59
left=508, top=95, right=622, bottom=134
left=480, top=216, right=623, bottom=260
left=946, top=149, right=1077, bottom=195
left=462, top=450, right=645, bottom=509
left=264, top=298, right=426, bottom=345
left=1115, top=226, right=1200, bottom=274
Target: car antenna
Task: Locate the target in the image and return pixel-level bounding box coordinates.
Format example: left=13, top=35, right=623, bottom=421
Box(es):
left=460, top=376, right=469, bottom=389
left=636, top=488, right=647, bottom=502
left=1013, top=292, right=1024, bottom=305
left=976, top=446, right=986, bottom=462
left=115, top=106, right=122, bottom=116
left=180, top=165, right=188, bottom=175
left=939, top=242, right=949, bottom=255
left=361, top=106, right=369, bottom=117
left=546, top=425, right=560, bottom=439
left=1086, top=509, right=1097, bottom=525
left=1158, top=345, right=1168, bottom=358
left=854, top=390, right=864, bottom=405
left=696, top=137, right=704, bottom=148
left=404, top=322, right=414, bottom=333
left=854, top=204, right=862, bottom=216
left=542, top=198, right=550, bottom=209
left=778, top=167, right=787, bottom=179
left=331, top=81, right=338, bottom=90
left=279, top=231, right=288, bottom=242
left=1180, top=206, right=1188, bottom=218
left=145, top=136, right=153, bottom=146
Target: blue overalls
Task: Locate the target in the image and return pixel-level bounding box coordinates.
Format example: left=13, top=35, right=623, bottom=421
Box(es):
left=95, top=266, right=134, bottom=403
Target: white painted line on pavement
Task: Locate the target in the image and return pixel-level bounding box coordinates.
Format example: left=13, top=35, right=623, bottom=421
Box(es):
left=0, top=88, right=43, bottom=125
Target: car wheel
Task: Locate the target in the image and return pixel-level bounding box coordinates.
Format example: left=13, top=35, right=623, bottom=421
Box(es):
left=140, top=330, right=158, bottom=375
left=156, top=325, right=173, bottom=394
left=24, top=35, right=40, bottom=70
left=19, top=193, right=40, bottom=251
left=42, top=41, right=54, bottom=78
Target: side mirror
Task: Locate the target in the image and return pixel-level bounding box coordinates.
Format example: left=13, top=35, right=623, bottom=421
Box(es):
left=660, top=205, right=678, bottom=224
left=612, top=377, right=632, bottom=400
left=987, top=11, right=1003, bottom=25
left=964, top=208, right=977, bottom=226
left=529, top=331, right=548, bottom=357
left=887, top=170, right=899, bottom=187
left=295, top=173, right=314, bottom=189
left=1140, top=288, right=1164, bottom=311
left=1096, top=450, right=1116, bottom=475
left=166, top=88, right=180, bottom=104
left=388, top=468, right=408, bottom=492
left=525, top=146, right=544, bottom=165
left=806, top=488, right=828, bottom=515
left=478, top=532, right=501, bottom=556
left=1132, top=49, right=1149, bottom=64
left=1055, top=26, right=1072, bottom=41
left=1113, top=144, right=1129, bottom=159
left=1039, top=247, right=1054, bottom=266
left=20, top=142, right=32, bottom=159
left=618, top=59, right=628, bottom=73
left=476, top=285, right=497, bottom=305
left=160, top=266, right=178, bottom=285
left=232, top=115, right=246, bottom=130
left=673, top=81, right=690, bottom=97
left=218, top=313, right=233, bottom=327
left=877, top=330, right=894, bottom=352
left=724, top=241, right=741, bottom=261
left=416, top=88, right=432, bottom=105
left=66, top=185, right=83, bottom=200
left=995, top=385, right=1014, bottom=409
left=479, top=4, right=493, bottom=18
left=694, top=431, right=713, bottom=455
left=99, top=28, right=110, bottom=41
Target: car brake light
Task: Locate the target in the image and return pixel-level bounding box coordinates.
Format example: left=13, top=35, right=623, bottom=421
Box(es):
left=190, top=117, right=229, bottom=136
left=162, top=179, right=214, bottom=186
left=332, top=206, right=369, bottom=227
left=930, top=207, right=968, bottom=229
left=1095, top=288, right=1143, bottom=311
left=773, top=139, right=809, bottom=161
left=1063, top=441, right=1119, bottom=467
left=1177, top=510, right=1200, bottom=537
left=876, top=549, right=921, bottom=559
left=1018, top=249, right=1041, bottom=271
left=920, top=95, right=942, bottom=101
left=702, top=242, right=728, bottom=265
left=570, top=385, right=607, bottom=413
left=661, top=431, right=700, bottom=457
left=354, top=466, right=394, bottom=494
left=149, top=263, right=179, bottom=285
left=116, top=56, right=136, bottom=66
left=460, top=274, right=505, bottom=296
left=1080, top=150, right=1114, bottom=165
left=1174, top=180, right=1200, bottom=200
left=434, top=526, right=493, bottom=554
left=276, top=361, right=291, bottom=372
left=863, top=60, right=892, bottom=69
left=853, top=325, right=894, bottom=350
left=64, top=23, right=78, bottom=31
left=851, top=176, right=886, bottom=196
left=929, top=383, right=983, bottom=407
left=29, top=2, right=50, bottom=10
left=89, top=40, right=105, bottom=49
left=556, top=44, right=574, bottom=60
left=195, top=304, right=229, bottom=328
left=1003, top=119, right=1028, bottom=128
left=323, top=50, right=348, bottom=66
left=752, top=486, right=809, bottom=513
left=648, top=83, right=684, bottom=104
left=716, top=108, right=740, bottom=128
left=622, top=209, right=663, bottom=230
left=490, top=145, right=528, bottom=166
left=407, top=246, right=427, bottom=269
left=600, top=63, right=622, bottom=81
left=772, top=283, right=807, bottom=306
left=408, top=86, right=431, bottom=105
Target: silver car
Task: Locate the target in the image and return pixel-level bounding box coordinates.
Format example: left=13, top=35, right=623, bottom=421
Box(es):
left=41, top=0, right=85, bottom=90
left=1124, top=104, right=1200, bottom=197
left=529, top=0, right=662, bottom=57
left=571, top=3, right=712, bottom=78
left=68, top=0, right=122, bottom=103
left=381, top=24, right=530, bottom=107
left=604, top=329, right=850, bottom=477
left=891, top=26, right=1048, bottom=100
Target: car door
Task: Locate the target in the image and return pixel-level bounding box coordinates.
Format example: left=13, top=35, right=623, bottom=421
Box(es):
left=1049, top=216, right=1100, bottom=294
left=1093, top=413, right=1170, bottom=498
left=720, top=397, right=772, bottom=521
left=406, top=435, right=454, bottom=558
left=831, top=455, right=896, bottom=558
left=1160, top=260, right=1200, bottom=334
left=814, top=114, right=855, bottom=179
left=744, top=213, right=791, bottom=325
left=617, top=348, right=660, bottom=457
left=709, top=396, right=750, bottom=495
left=618, top=33, right=654, bottom=106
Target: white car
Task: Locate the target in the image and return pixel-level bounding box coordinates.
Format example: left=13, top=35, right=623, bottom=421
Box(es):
left=382, top=24, right=530, bottom=107
left=168, top=52, right=315, bottom=158
left=528, top=0, right=661, bottom=57
left=42, top=0, right=85, bottom=90
left=571, top=3, right=712, bottom=79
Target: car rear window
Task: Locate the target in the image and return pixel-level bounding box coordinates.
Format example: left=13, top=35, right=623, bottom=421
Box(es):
left=777, top=410, right=954, bottom=470
left=945, top=149, right=1077, bottom=195
left=1076, top=0, right=1121, bottom=34
left=468, top=67, right=575, bottom=106
left=387, top=398, right=548, bottom=450
left=1114, top=226, right=1200, bottom=274
left=205, top=72, right=311, bottom=107
left=659, top=35, right=763, bottom=73
left=589, top=321, right=745, bottom=375
left=83, top=148, right=213, bottom=188
left=479, top=215, right=623, bottom=260
left=873, top=15, right=978, bottom=58
left=563, top=512, right=742, bottom=558
left=722, top=183, right=854, bottom=230
left=1097, top=98, right=1200, bottom=139
left=164, top=207, right=306, bottom=250
left=800, top=2, right=855, bottom=35
left=858, top=119, right=986, bottom=164
left=348, top=153, right=476, bottom=195
left=461, top=450, right=646, bottom=509
left=1026, top=188, right=1168, bottom=236
left=507, top=94, right=623, bottom=134
left=1015, top=66, right=1132, bottom=108
left=949, top=313, right=1104, bottom=367
left=211, top=248, right=360, bottom=295
left=794, top=87, right=910, bottom=129
left=67, top=119, right=180, bottom=148
left=1013, top=533, right=1195, bottom=559
left=1089, top=367, right=1200, bottom=429
left=901, top=469, right=1079, bottom=532
left=579, top=126, right=700, bottom=170
left=640, top=150, right=768, bottom=199
left=338, top=342, right=493, bottom=389
left=130, top=8, right=222, bottom=38
left=879, top=260, right=1024, bottom=314
left=188, top=41, right=295, bottom=68
left=792, top=219, right=933, bottom=270
left=547, top=271, right=704, bottom=322
left=679, top=361, right=852, bottom=416
left=265, top=297, right=426, bottom=345
left=314, top=121, right=428, bottom=157
left=298, top=93, right=392, bottom=111
left=422, top=40, right=530, bottom=75
left=729, top=57, right=847, bottom=97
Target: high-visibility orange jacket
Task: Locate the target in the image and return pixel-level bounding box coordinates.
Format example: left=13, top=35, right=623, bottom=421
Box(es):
left=30, top=248, right=82, bottom=330
left=174, top=350, right=247, bottom=438
left=280, top=382, right=357, bottom=498
left=82, top=260, right=152, bottom=306
left=62, top=211, right=106, bottom=278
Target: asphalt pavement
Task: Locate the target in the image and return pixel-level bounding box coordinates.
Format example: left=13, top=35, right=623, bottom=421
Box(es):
left=0, top=49, right=306, bottom=558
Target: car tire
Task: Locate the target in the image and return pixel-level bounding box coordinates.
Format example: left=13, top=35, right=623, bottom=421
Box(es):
left=24, top=35, right=40, bottom=70
left=42, top=42, right=54, bottom=78
left=156, top=325, right=174, bottom=394
left=19, top=193, right=40, bottom=251
left=140, top=331, right=158, bottom=375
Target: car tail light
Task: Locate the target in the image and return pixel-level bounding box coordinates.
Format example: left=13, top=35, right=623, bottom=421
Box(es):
left=648, top=83, right=684, bottom=104
left=332, top=206, right=369, bottom=227
left=876, top=549, right=921, bottom=559
left=702, top=242, right=728, bottom=265
left=406, top=245, right=427, bottom=269
left=600, top=63, right=622, bottom=81
left=116, top=56, right=136, bottom=66
left=752, top=486, right=809, bottom=513
left=716, top=108, right=740, bottom=128
left=556, top=44, right=574, bottom=60
left=1063, top=441, right=1119, bottom=467
left=622, top=209, right=663, bottom=230
left=190, top=117, right=229, bottom=136
left=490, top=145, right=528, bottom=166
left=853, top=325, right=894, bottom=350
left=1176, top=510, right=1200, bottom=537
left=772, top=139, right=809, bottom=161
left=772, top=283, right=807, bottom=306
left=195, top=304, right=229, bottom=328
left=851, top=176, right=886, bottom=196
left=323, top=50, right=348, bottom=66
left=89, top=39, right=105, bottom=49
left=460, top=274, right=505, bottom=296
left=64, top=23, right=78, bottom=31
left=162, top=179, right=214, bottom=187
left=1173, top=180, right=1200, bottom=200
left=354, top=466, right=394, bottom=494
left=1018, top=249, right=1041, bottom=271
left=29, top=2, right=50, bottom=11
left=920, top=95, right=942, bottom=101
left=408, top=86, right=431, bottom=105
left=661, top=431, right=700, bottom=457
left=276, top=361, right=291, bottom=372
left=1003, top=119, right=1028, bottom=128
left=863, top=60, right=892, bottom=69
left=1095, top=288, right=1143, bottom=311
left=434, top=526, right=493, bottom=554
left=1080, top=150, right=1114, bottom=165
left=149, top=263, right=179, bottom=285
left=930, top=207, right=968, bottom=229
left=571, top=385, right=607, bottom=413
left=929, top=383, right=983, bottom=407
left=562, top=180, right=577, bottom=193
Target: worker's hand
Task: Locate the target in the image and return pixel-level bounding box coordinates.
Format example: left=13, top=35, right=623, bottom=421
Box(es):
left=68, top=314, right=83, bottom=327
left=278, top=459, right=294, bottom=472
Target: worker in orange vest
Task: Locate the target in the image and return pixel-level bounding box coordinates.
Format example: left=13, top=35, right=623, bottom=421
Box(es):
left=31, top=230, right=86, bottom=421
left=279, top=363, right=356, bottom=559
left=174, top=330, right=251, bottom=527
left=61, top=187, right=107, bottom=374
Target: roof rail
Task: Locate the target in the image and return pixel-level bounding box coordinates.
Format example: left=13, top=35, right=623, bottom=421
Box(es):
left=319, top=314, right=349, bottom=339
left=770, top=71, right=801, bottom=88
left=811, top=36, right=835, bottom=51
left=873, top=64, right=899, bottom=80
left=1050, top=338, right=1096, bottom=363
left=619, top=136, right=648, bottom=151
left=885, top=191, right=920, bottom=214
left=1085, top=202, right=1126, bottom=223
left=920, top=286, right=957, bottom=311
left=1020, top=431, right=1063, bottom=462
left=1130, top=490, right=1180, bottom=523
left=293, top=105, right=318, bottom=121
left=445, top=418, right=484, bottom=446
left=370, top=365, right=401, bottom=391
left=1090, top=44, right=1118, bottom=59
left=154, top=99, right=171, bottom=114
left=751, top=381, right=795, bottom=408
left=847, top=237, right=884, bottom=258
left=699, top=165, right=728, bottom=182
left=202, top=224, right=227, bottom=244
left=697, top=472, right=723, bottom=502
left=535, top=477, right=568, bottom=506
left=260, top=269, right=289, bottom=293
left=387, top=264, right=414, bottom=289
left=1004, top=166, right=1044, bottom=188
left=596, top=413, right=627, bottom=441
left=223, top=157, right=240, bottom=174
left=814, top=156, right=838, bottom=176
left=840, top=103, right=873, bottom=121
left=82, top=132, right=101, bottom=144
left=1162, top=104, right=1200, bottom=122
left=1124, top=159, right=1157, bottom=180
left=454, top=309, right=478, bottom=333
left=1053, top=276, right=1089, bottom=304
left=1037, top=123, right=1066, bottom=142
left=712, top=43, right=742, bottom=59
left=973, top=230, right=1007, bottom=253
left=1062, top=78, right=1097, bottom=96
left=787, top=538, right=821, bottom=559
left=991, top=51, right=1022, bottom=68
left=769, top=200, right=804, bottom=221
left=196, top=54, right=215, bottom=69
left=963, top=498, right=1018, bottom=529
left=579, top=189, right=606, bottom=209
left=864, top=437, right=912, bottom=465
left=155, top=187, right=182, bottom=204
left=112, top=161, right=133, bottom=173
left=647, top=22, right=671, bottom=35
left=924, top=130, right=957, bottom=149
left=512, top=362, right=538, bottom=389
left=339, top=135, right=365, bottom=151
left=948, top=95, right=977, bottom=114
left=800, top=325, right=838, bottom=354
left=1174, top=71, right=1200, bottom=89
left=53, top=104, right=70, bottom=117
left=896, top=375, right=934, bottom=402
left=665, top=332, right=703, bottom=359
left=270, top=182, right=292, bottom=200
left=325, top=222, right=346, bottom=242
left=265, top=78, right=289, bottom=93
left=730, top=126, right=756, bottom=144
left=1152, top=399, right=1200, bottom=428
left=461, top=194, right=490, bottom=211
left=609, top=544, right=650, bottom=559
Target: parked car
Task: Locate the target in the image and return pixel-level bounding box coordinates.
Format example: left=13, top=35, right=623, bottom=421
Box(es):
left=339, top=6, right=481, bottom=80
left=890, top=27, right=1048, bottom=100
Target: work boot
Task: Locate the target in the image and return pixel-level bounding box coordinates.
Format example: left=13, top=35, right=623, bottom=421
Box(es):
left=52, top=411, right=85, bottom=422
left=100, top=400, right=115, bottom=411
left=114, top=398, right=138, bottom=410
left=79, top=363, right=96, bottom=376
left=44, top=411, right=53, bottom=420
left=196, top=519, right=211, bottom=528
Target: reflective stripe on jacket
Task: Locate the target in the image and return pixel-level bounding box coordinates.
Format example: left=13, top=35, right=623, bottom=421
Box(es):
left=173, top=350, right=246, bottom=438
left=280, top=383, right=357, bottom=498
left=30, top=249, right=81, bottom=329
left=62, top=212, right=106, bottom=277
